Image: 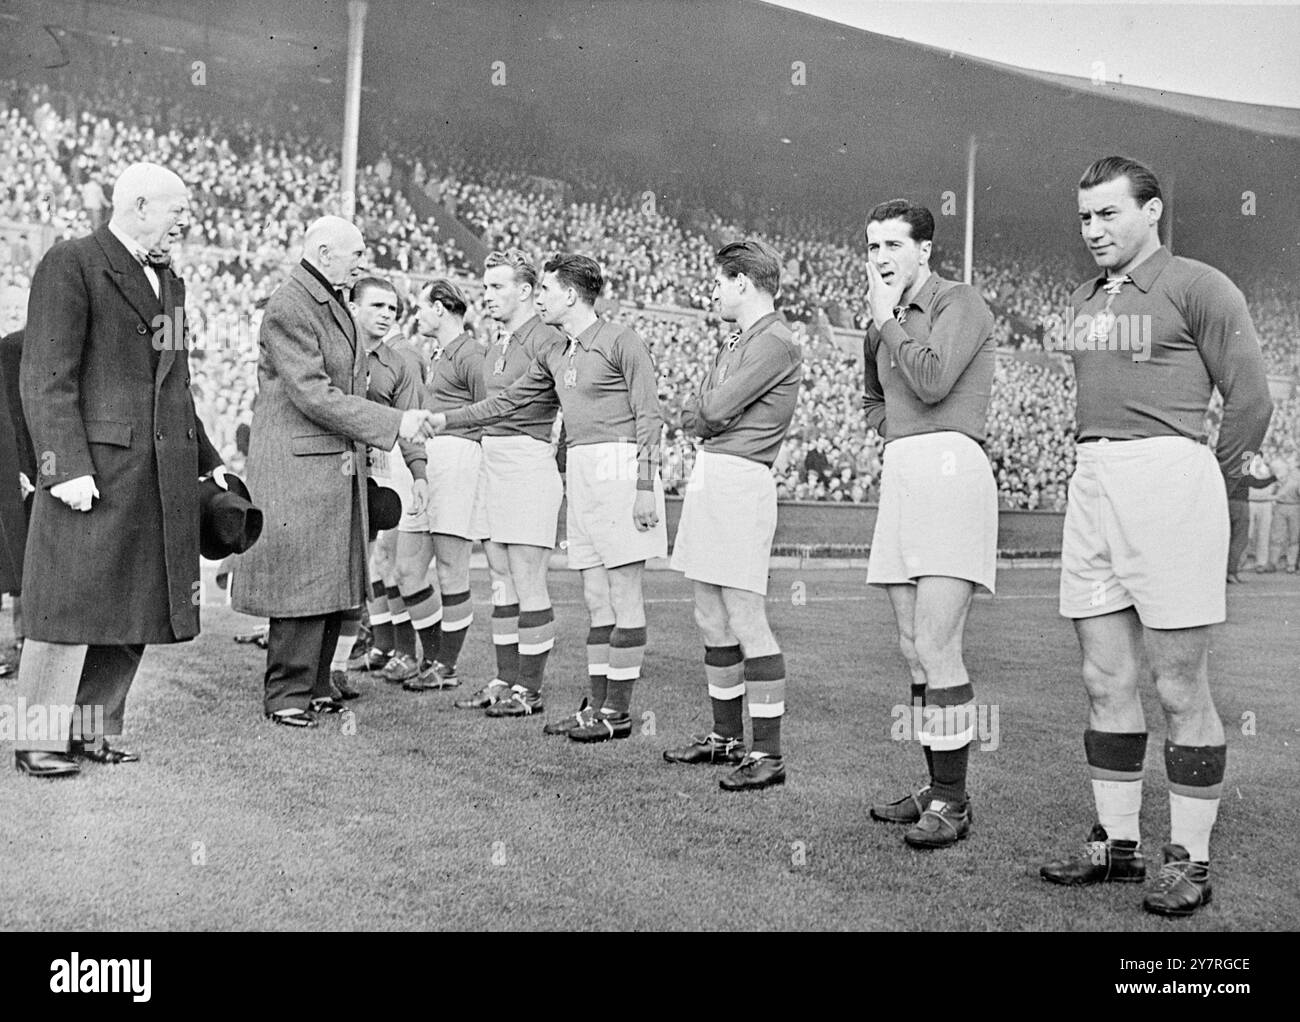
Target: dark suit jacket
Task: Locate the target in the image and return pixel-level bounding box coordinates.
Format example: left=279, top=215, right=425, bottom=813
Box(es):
left=0, top=329, right=29, bottom=592
left=20, top=227, right=221, bottom=643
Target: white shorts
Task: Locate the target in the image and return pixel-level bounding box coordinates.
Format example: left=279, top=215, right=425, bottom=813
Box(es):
left=405, top=435, right=488, bottom=540
left=1059, top=436, right=1227, bottom=629
left=670, top=450, right=777, bottom=595
left=565, top=441, right=668, bottom=571
left=482, top=434, right=563, bottom=548
left=367, top=443, right=413, bottom=511
left=867, top=431, right=998, bottom=594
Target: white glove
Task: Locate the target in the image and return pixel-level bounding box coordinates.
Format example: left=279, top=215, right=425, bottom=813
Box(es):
left=399, top=409, right=435, bottom=441
left=18, top=472, right=34, bottom=498
left=50, top=474, right=99, bottom=512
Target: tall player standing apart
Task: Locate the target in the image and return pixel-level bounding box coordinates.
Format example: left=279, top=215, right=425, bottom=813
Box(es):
left=664, top=240, right=802, bottom=791
left=390, top=280, right=489, bottom=692
left=1040, top=157, right=1272, bottom=917
left=458, top=249, right=566, bottom=718
left=432, top=255, right=668, bottom=744
left=860, top=200, right=998, bottom=850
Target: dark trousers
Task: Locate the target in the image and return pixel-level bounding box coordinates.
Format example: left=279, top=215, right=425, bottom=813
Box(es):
left=1227, top=498, right=1250, bottom=575
left=264, top=613, right=343, bottom=714
left=75, top=643, right=145, bottom=738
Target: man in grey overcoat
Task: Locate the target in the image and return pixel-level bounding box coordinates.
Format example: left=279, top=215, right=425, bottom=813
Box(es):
left=232, top=217, right=435, bottom=727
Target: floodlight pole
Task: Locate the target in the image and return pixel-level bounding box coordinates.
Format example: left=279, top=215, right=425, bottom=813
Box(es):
left=341, top=0, right=368, bottom=221
left=963, top=134, right=977, bottom=285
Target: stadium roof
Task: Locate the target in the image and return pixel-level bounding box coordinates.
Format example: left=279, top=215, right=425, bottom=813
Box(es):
left=15, top=0, right=1300, bottom=274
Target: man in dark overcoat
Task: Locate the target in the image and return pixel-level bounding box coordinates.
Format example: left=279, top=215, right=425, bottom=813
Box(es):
left=14, top=162, right=224, bottom=778
left=232, top=216, right=434, bottom=727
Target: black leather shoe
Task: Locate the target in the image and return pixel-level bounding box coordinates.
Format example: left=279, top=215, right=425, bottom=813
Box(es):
left=1040, top=822, right=1145, bottom=885
left=869, top=785, right=931, bottom=824
left=904, top=799, right=971, bottom=848
left=405, top=660, right=460, bottom=691
left=720, top=753, right=786, bottom=791
left=663, top=732, right=746, bottom=765
left=543, top=698, right=594, bottom=735
left=454, top=679, right=510, bottom=708
left=568, top=710, right=632, bottom=743
left=485, top=686, right=543, bottom=717
left=14, top=751, right=81, bottom=777
left=331, top=670, right=362, bottom=700
left=308, top=697, right=346, bottom=715
left=70, top=740, right=139, bottom=764
left=265, top=709, right=318, bottom=728
left=1142, top=844, right=1212, bottom=917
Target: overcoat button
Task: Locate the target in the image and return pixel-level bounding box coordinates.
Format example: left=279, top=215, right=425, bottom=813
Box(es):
left=137, top=324, right=147, bottom=335
left=156, top=431, right=164, bottom=441
left=187, top=428, right=195, bottom=439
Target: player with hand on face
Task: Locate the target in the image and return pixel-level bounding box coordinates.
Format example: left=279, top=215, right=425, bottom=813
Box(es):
left=431, top=255, right=667, bottom=745
left=664, top=239, right=802, bottom=791
left=1040, top=157, right=1272, bottom=917
left=860, top=199, right=998, bottom=850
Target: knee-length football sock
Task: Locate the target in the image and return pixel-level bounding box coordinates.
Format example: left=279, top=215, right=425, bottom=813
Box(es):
left=586, top=624, right=613, bottom=709
left=491, top=603, right=520, bottom=685
left=368, top=579, right=393, bottom=653
left=517, top=607, right=555, bottom=694
left=388, top=586, right=416, bottom=659
left=330, top=607, right=363, bottom=671
left=745, top=653, right=785, bottom=757
left=925, top=683, right=974, bottom=806
left=604, top=625, right=645, bottom=716
left=1166, top=740, right=1226, bottom=863
left=438, top=590, right=473, bottom=669
left=404, top=585, right=442, bottom=664
left=1085, top=729, right=1147, bottom=843
left=705, top=645, right=745, bottom=740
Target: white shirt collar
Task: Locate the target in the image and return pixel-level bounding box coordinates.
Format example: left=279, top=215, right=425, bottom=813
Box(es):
left=108, top=222, right=149, bottom=264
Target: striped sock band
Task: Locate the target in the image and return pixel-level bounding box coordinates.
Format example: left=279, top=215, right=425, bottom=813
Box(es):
left=1166, top=740, right=1226, bottom=862
left=911, top=681, right=933, bottom=782
left=492, top=602, right=520, bottom=685
left=603, top=625, right=645, bottom=716
left=745, top=653, right=785, bottom=756
left=1085, top=729, right=1147, bottom=843
left=516, top=607, right=555, bottom=693
left=404, top=585, right=443, bottom=664
left=586, top=623, right=613, bottom=709
left=705, top=644, right=745, bottom=740
left=438, top=590, right=473, bottom=669
left=368, top=579, right=393, bottom=652
left=387, top=586, right=416, bottom=658
left=330, top=606, right=363, bottom=671
left=925, top=682, right=974, bottom=805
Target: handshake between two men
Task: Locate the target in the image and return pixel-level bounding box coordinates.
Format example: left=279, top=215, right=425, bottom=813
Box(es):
left=398, top=409, right=451, bottom=442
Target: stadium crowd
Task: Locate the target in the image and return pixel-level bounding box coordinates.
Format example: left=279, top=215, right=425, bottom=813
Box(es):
left=2, top=36, right=1297, bottom=506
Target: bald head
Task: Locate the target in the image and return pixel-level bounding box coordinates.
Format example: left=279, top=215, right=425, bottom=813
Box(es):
left=109, top=161, right=191, bottom=255
left=303, top=215, right=366, bottom=288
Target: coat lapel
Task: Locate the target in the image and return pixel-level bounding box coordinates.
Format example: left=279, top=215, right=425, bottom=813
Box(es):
left=291, top=264, right=356, bottom=355
left=95, top=227, right=163, bottom=326
left=154, top=270, right=182, bottom=399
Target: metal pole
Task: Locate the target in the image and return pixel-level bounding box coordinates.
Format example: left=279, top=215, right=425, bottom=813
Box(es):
left=341, top=1, right=368, bottom=221
left=963, top=134, right=977, bottom=285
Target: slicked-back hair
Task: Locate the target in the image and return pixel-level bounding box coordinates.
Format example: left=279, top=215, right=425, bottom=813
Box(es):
left=1078, top=155, right=1163, bottom=208
left=351, top=275, right=398, bottom=306
left=485, top=248, right=538, bottom=290
left=422, top=278, right=468, bottom=317
left=543, top=254, right=603, bottom=306
left=865, top=199, right=935, bottom=244
left=715, top=239, right=783, bottom=297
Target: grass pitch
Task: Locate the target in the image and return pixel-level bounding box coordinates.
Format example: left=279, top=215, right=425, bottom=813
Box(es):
left=1, top=567, right=1296, bottom=931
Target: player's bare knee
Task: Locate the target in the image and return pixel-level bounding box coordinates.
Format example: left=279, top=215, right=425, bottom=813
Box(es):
left=1079, top=654, right=1140, bottom=707
left=1154, top=671, right=1213, bottom=719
